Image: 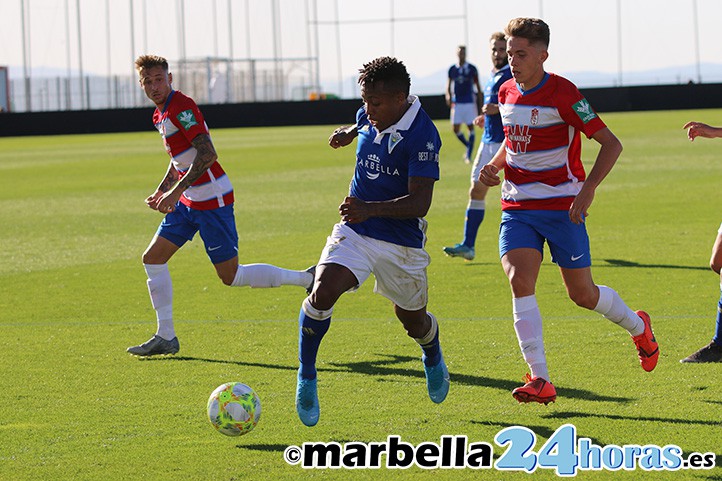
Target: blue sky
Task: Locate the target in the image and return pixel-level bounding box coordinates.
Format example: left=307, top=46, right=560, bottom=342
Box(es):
left=2, top=0, right=722, bottom=97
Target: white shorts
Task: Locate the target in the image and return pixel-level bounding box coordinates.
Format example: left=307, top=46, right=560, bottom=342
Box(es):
left=451, top=102, right=478, bottom=126
left=471, top=141, right=502, bottom=183
left=317, top=223, right=430, bottom=311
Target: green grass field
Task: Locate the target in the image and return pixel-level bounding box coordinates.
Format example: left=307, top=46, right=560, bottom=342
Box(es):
left=1, top=109, right=721, bottom=480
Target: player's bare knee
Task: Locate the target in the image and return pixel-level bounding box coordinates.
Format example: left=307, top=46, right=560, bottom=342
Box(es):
left=507, top=275, right=535, bottom=297
left=142, top=251, right=159, bottom=264
left=308, top=287, right=336, bottom=312
left=220, top=272, right=235, bottom=286
left=569, top=289, right=597, bottom=310
left=710, top=261, right=722, bottom=274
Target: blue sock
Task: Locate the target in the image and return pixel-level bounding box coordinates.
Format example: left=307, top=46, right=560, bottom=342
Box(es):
left=713, top=293, right=722, bottom=345
left=455, top=132, right=468, bottom=146
left=418, top=314, right=441, bottom=367
left=298, top=304, right=331, bottom=380
left=462, top=206, right=485, bottom=248
left=466, top=132, right=475, bottom=159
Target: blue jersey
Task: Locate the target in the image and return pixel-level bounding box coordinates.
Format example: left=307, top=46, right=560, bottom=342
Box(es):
left=348, top=96, right=441, bottom=248
left=482, top=64, right=513, bottom=144
left=448, top=63, right=479, bottom=104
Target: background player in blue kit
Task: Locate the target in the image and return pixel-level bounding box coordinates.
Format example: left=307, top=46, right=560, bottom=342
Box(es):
left=295, top=57, right=448, bottom=427
left=444, top=32, right=512, bottom=261
left=446, top=46, right=482, bottom=163
left=128, top=55, right=313, bottom=357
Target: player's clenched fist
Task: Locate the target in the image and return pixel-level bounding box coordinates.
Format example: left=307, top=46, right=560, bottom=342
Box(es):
left=478, top=163, right=501, bottom=186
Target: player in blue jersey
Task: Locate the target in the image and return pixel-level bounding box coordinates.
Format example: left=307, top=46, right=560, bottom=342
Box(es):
left=295, top=57, right=448, bottom=426
left=446, top=45, right=482, bottom=163
left=680, top=120, right=722, bottom=362
left=444, top=32, right=512, bottom=261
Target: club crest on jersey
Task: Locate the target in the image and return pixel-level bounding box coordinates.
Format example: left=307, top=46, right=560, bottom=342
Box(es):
left=388, top=132, right=403, bottom=154
left=507, top=124, right=532, bottom=154
left=530, top=108, right=539, bottom=126
left=572, top=99, right=597, bottom=124
left=177, top=109, right=198, bottom=130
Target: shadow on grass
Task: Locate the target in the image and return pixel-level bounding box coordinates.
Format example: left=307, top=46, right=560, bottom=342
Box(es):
left=236, top=443, right=288, bottom=452
left=602, top=258, right=709, bottom=271
left=147, top=353, right=632, bottom=404
left=326, top=354, right=632, bottom=404
left=142, top=355, right=297, bottom=372
left=542, top=410, right=713, bottom=426
left=469, top=420, right=606, bottom=449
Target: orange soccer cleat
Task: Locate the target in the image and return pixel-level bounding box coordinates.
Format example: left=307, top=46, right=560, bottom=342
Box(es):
left=632, top=310, right=659, bottom=372
left=512, top=373, right=557, bottom=405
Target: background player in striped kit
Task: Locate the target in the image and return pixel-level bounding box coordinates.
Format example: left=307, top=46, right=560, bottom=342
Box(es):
left=127, top=55, right=313, bottom=357
left=680, top=120, right=722, bottom=362
left=478, top=19, right=659, bottom=404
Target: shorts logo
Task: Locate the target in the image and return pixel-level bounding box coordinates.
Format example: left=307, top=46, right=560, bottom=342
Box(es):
left=572, top=99, right=597, bottom=124
left=177, top=109, right=198, bottom=130
left=571, top=253, right=584, bottom=261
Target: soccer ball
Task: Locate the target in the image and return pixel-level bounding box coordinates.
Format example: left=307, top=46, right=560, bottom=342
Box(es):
left=207, top=382, right=261, bottom=436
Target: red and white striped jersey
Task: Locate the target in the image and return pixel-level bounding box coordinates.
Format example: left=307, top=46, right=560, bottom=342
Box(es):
left=498, top=73, right=606, bottom=211
left=152, top=90, right=234, bottom=210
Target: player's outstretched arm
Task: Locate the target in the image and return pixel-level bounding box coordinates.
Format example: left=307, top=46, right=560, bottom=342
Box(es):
left=569, top=127, right=623, bottom=224
left=683, top=121, right=722, bottom=141
left=329, top=125, right=358, bottom=149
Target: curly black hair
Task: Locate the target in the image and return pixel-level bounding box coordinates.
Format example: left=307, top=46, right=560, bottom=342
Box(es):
left=357, top=57, right=410, bottom=96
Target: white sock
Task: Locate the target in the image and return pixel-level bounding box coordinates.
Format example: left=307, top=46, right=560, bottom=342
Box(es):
left=513, top=295, right=549, bottom=381
left=468, top=199, right=486, bottom=210
left=414, top=312, right=438, bottom=346
left=231, top=264, right=312, bottom=288
left=594, top=285, right=644, bottom=336
left=302, top=297, right=334, bottom=320
left=144, top=263, right=175, bottom=340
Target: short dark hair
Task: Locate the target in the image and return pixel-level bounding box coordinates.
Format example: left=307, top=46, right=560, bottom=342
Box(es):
left=505, top=18, right=550, bottom=48
left=357, top=57, right=410, bottom=96
left=135, top=55, right=169, bottom=73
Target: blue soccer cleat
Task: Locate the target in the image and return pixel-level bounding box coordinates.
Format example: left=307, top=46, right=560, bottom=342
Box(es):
left=296, top=371, right=320, bottom=426
left=424, top=353, right=450, bottom=403
left=443, top=243, right=475, bottom=261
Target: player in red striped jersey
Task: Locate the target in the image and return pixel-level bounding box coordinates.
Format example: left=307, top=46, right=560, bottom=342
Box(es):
left=680, top=121, right=722, bottom=362
left=478, top=19, right=659, bottom=404
left=127, top=55, right=313, bottom=357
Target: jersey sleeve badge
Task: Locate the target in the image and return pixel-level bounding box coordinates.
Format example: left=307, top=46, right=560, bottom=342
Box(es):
left=572, top=99, right=598, bottom=124
left=177, top=109, right=199, bottom=130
